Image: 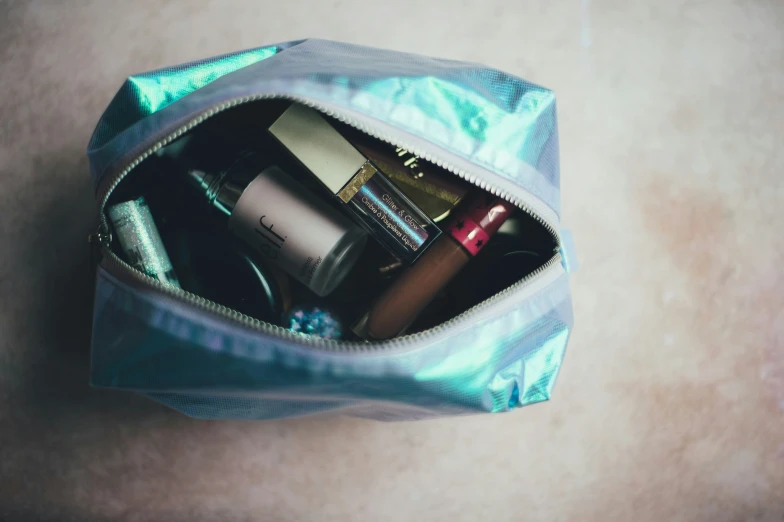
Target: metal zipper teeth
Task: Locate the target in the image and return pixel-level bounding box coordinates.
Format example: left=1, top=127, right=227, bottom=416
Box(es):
left=96, top=93, right=562, bottom=352
left=104, top=246, right=562, bottom=353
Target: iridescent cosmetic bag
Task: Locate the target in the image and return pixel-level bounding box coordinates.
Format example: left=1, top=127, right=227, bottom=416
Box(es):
left=87, top=39, right=577, bottom=421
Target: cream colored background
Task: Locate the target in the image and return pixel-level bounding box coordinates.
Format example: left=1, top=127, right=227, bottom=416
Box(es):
left=1, top=1, right=782, bottom=520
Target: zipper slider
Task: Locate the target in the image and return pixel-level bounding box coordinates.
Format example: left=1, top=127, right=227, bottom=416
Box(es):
left=88, top=226, right=112, bottom=267
left=88, top=230, right=112, bottom=247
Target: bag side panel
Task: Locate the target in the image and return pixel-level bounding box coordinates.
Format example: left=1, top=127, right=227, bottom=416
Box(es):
left=90, top=264, right=572, bottom=420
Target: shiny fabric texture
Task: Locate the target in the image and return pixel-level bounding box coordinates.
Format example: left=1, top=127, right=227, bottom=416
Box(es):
left=88, top=42, right=297, bottom=154
left=87, top=39, right=573, bottom=420
left=88, top=39, right=560, bottom=216
left=91, top=267, right=571, bottom=420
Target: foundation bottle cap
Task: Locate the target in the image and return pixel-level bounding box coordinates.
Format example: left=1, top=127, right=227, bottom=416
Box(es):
left=188, top=169, right=217, bottom=193
left=269, top=104, right=367, bottom=195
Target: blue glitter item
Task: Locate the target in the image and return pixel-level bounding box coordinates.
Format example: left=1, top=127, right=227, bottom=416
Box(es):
left=107, top=197, right=181, bottom=289
left=287, top=307, right=342, bottom=340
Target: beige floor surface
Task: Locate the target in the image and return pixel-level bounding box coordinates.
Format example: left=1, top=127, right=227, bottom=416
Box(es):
left=1, top=1, right=782, bottom=520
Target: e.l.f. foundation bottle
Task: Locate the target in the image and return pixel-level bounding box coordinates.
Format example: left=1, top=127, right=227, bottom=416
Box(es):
left=157, top=136, right=368, bottom=297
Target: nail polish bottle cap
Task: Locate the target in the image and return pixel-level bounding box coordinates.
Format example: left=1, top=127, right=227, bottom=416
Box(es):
left=269, top=104, right=367, bottom=195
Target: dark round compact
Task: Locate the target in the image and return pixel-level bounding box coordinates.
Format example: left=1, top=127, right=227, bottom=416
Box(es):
left=166, top=224, right=287, bottom=326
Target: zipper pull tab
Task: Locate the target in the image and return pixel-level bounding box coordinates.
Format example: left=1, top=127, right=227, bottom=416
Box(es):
left=88, top=227, right=112, bottom=267
left=88, top=230, right=112, bottom=247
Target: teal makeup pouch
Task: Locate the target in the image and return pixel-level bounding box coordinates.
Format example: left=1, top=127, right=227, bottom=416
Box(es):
left=87, top=39, right=576, bottom=421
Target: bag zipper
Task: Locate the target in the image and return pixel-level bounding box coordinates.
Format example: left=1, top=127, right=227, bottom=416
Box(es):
left=93, top=93, right=563, bottom=352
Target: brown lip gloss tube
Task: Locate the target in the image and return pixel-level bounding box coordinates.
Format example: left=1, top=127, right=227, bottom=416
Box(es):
left=364, top=193, right=516, bottom=340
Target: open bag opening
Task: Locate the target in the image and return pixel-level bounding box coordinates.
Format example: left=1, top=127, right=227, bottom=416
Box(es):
left=102, top=100, right=558, bottom=344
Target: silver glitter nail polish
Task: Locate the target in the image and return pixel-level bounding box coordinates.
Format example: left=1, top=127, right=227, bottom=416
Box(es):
left=107, top=197, right=181, bottom=288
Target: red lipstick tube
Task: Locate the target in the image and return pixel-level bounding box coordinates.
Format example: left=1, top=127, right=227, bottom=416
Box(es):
left=364, top=193, right=515, bottom=340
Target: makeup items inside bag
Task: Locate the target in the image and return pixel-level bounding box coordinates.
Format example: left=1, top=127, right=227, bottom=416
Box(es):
left=445, top=215, right=552, bottom=314
left=400, top=213, right=555, bottom=335
left=157, top=133, right=368, bottom=297
left=169, top=228, right=289, bottom=324
left=107, top=197, right=181, bottom=289
left=333, top=122, right=471, bottom=223
left=106, top=164, right=290, bottom=324
left=269, top=104, right=441, bottom=263
left=286, top=306, right=343, bottom=340
left=103, top=101, right=553, bottom=342
left=354, top=193, right=516, bottom=340
left=278, top=237, right=402, bottom=341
